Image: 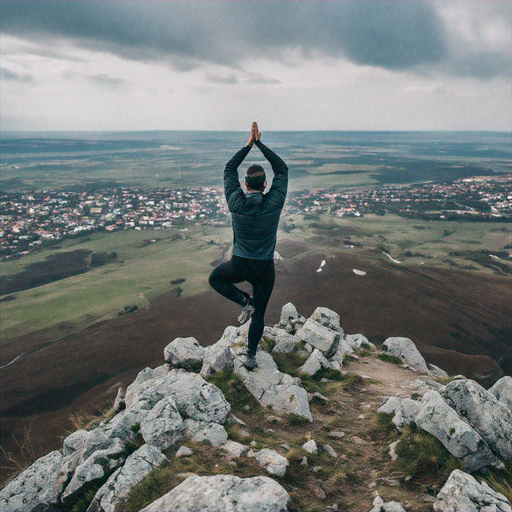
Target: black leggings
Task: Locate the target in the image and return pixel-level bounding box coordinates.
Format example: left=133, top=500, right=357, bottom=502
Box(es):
left=208, top=255, right=275, bottom=356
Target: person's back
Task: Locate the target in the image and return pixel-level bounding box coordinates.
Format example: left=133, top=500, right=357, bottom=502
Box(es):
left=209, top=122, right=288, bottom=370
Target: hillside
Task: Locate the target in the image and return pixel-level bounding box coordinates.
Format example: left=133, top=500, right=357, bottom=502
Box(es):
left=1, top=303, right=511, bottom=512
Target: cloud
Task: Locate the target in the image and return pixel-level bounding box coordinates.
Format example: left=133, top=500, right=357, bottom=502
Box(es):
left=86, top=73, right=128, bottom=89
left=1, top=67, right=34, bottom=83
left=1, top=1, right=509, bottom=80
left=206, top=74, right=238, bottom=85
left=245, top=72, right=281, bottom=85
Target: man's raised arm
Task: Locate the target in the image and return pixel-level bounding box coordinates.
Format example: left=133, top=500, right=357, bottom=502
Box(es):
left=255, top=139, right=288, bottom=206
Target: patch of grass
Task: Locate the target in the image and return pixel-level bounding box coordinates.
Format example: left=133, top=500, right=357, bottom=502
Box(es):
left=272, top=349, right=309, bottom=378
left=341, top=373, right=366, bottom=392
left=286, top=413, right=311, bottom=426
left=479, top=465, right=512, bottom=502
left=435, top=376, right=456, bottom=385
left=123, top=442, right=264, bottom=512
left=260, top=335, right=276, bottom=352
left=207, top=369, right=259, bottom=414
left=70, top=488, right=98, bottom=512
left=378, top=353, right=404, bottom=366
left=67, top=401, right=115, bottom=432
left=393, top=423, right=462, bottom=490
left=310, top=367, right=344, bottom=382
left=366, top=412, right=398, bottom=443
left=224, top=423, right=252, bottom=444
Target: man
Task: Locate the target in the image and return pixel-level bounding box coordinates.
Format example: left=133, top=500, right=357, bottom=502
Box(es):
left=209, top=122, right=288, bottom=370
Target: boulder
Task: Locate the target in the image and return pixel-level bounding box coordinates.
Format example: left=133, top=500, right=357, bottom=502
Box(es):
left=278, top=302, right=301, bottom=333
left=329, top=338, right=355, bottom=363
left=489, top=376, right=512, bottom=412
left=234, top=351, right=312, bottom=421
left=86, top=444, right=166, bottom=512
left=200, top=344, right=234, bottom=379
left=220, top=440, right=249, bottom=458
left=428, top=364, right=448, bottom=378
left=345, top=333, right=376, bottom=351
left=296, top=319, right=340, bottom=357
left=125, top=365, right=170, bottom=407
left=381, top=337, right=430, bottom=374
left=263, top=327, right=301, bottom=354
left=0, top=450, right=63, bottom=512
left=164, top=337, right=204, bottom=371
left=176, top=446, right=194, bottom=457
left=441, top=379, right=511, bottom=462
left=302, top=440, right=318, bottom=454
left=378, top=397, right=421, bottom=430
left=310, top=307, right=344, bottom=333
left=61, top=438, right=127, bottom=507
left=140, top=397, right=186, bottom=450
left=299, top=349, right=333, bottom=377
left=369, top=494, right=407, bottom=512
left=433, top=469, right=512, bottom=512
left=415, top=391, right=501, bottom=472
left=253, top=448, right=289, bottom=477
left=140, top=474, right=290, bottom=512
left=184, top=419, right=228, bottom=446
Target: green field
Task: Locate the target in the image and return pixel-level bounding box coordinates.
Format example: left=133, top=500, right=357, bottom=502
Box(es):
left=2, top=213, right=510, bottom=341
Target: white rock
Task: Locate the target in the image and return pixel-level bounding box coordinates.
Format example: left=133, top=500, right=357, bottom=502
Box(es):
left=184, top=419, right=228, bottom=446
left=296, top=318, right=340, bottom=357
left=0, top=450, right=63, bottom=512
left=302, top=440, right=318, bottom=454
left=63, top=429, right=90, bottom=456
left=125, top=365, right=170, bottom=407
left=279, top=302, right=300, bottom=327
left=176, top=446, right=194, bottom=457
left=87, top=444, right=166, bottom=512
left=164, top=337, right=205, bottom=371
left=330, top=338, right=355, bottom=363
left=221, top=440, right=249, bottom=458
left=264, top=327, right=301, bottom=354
left=441, top=379, right=511, bottom=462
left=323, top=444, right=338, bottom=458
left=433, top=469, right=512, bottom=512
left=416, top=390, right=501, bottom=472
left=489, top=376, right=512, bottom=412
left=381, top=337, right=430, bottom=374
left=254, top=448, right=289, bottom=477
left=140, top=474, right=290, bottom=512
left=140, top=397, right=186, bottom=450
left=389, top=441, right=399, bottom=462
left=200, top=343, right=234, bottom=379
left=429, top=363, right=449, bottom=378
left=300, top=349, right=332, bottom=377
left=345, top=333, right=376, bottom=351
left=377, top=396, right=421, bottom=430
left=310, top=307, right=344, bottom=333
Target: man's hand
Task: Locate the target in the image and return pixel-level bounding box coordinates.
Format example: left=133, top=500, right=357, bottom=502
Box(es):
left=252, top=121, right=261, bottom=141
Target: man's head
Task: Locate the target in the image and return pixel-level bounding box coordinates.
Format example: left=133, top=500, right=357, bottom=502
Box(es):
left=245, top=164, right=266, bottom=192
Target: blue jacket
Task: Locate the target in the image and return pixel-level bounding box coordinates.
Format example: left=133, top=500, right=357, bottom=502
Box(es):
left=224, top=140, right=288, bottom=260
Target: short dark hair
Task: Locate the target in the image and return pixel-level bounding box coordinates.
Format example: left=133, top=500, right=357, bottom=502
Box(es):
left=245, top=164, right=266, bottom=191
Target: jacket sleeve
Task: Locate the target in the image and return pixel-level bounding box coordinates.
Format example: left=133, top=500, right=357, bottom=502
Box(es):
left=224, top=144, right=252, bottom=211
left=255, top=140, right=288, bottom=209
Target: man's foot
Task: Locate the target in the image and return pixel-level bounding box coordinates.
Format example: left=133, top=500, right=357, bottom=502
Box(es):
left=242, top=354, right=258, bottom=371
left=238, top=302, right=255, bottom=324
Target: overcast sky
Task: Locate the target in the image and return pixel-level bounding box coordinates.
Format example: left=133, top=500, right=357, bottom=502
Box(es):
left=1, top=1, right=510, bottom=132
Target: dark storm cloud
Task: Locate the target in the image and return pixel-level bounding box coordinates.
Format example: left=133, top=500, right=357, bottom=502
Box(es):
left=1, top=67, right=34, bottom=83
left=1, top=1, right=509, bottom=79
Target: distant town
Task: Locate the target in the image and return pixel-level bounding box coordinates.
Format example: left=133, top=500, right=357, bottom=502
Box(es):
left=1, top=175, right=510, bottom=259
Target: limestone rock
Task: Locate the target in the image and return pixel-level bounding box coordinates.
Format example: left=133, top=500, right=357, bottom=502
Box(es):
left=253, top=448, right=289, bottom=477
left=345, top=333, right=376, bottom=351
left=302, top=440, right=318, bottom=454
left=125, top=365, right=170, bottom=407
left=221, top=440, right=249, bottom=458
left=63, top=429, right=90, bottom=456
left=200, top=343, right=235, bottom=379
left=86, top=444, right=166, bottom=512
left=323, top=444, right=338, bottom=458
left=140, top=397, right=186, bottom=450
left=330, top=337, right=355, bottom=363
left=381, top=337, right=430, bottom=374
left=370, top=494, right=407, bottom=512
left=61, top=438, right=127, bottom=507
left=441, top=379, right=511, bottom=462
left=234, top=351, right=313, bottom=421
left=140, top=474, right=290, bottom=512
left=184, top=419, right=228, bottom=446
left=300, top=349, right=333, bottom=377
left=296, top=319, right=340, bottom=357
left=378, top=397, right=421, bottom=430
left=489, top=376, right=512, bottom=412
left=428, top=364, right=448, bottom=378
left=278, top=302, right=301, bottom=333
left=164, top=337, right=204, bottom=371
left=263, top=327, right=301, bottom=354
left=415, top=390, right=501, bottom=472
left=0, top=450, right=63, bottom=512
left=310, top=306, right=344, bottom=333
left=176, top=446, right=194, bottom=457
left=433, top=469, right=512, bottom=512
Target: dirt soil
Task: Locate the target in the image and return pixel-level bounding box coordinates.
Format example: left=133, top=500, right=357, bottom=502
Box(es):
left=1, top=247, right=510, bottom=474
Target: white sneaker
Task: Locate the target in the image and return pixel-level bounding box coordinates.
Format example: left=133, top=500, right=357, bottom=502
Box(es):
left=238, top=303, right=255, bottom=324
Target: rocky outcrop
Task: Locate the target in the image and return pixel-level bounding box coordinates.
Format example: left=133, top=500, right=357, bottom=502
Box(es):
left=300, top=348, right=334, bottom=377
left=86, top=444, right=166, bottom=512
left=377, top=397, right=421, bottom=430
left=433, top=469, right=512, bottom=512
left=140, top=474, right=290, bottom=512
left=441, top=378, right=512, bottom=462
left=310, top=306, right=344, bottom=334
left=163, top=337, right=204, bottom=371
left=381, top=337, right=430, bottom=374
left=296, top=318, right=340, bottom=357
left=264, top=327, right=301, bottom=354
left=489, top=376, right=512, bottom=412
